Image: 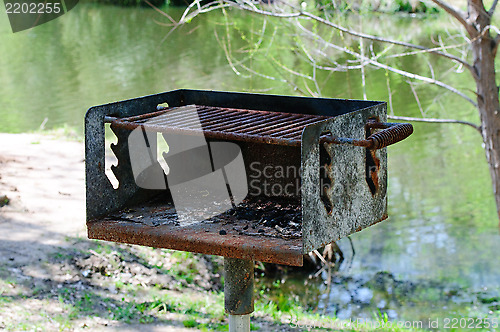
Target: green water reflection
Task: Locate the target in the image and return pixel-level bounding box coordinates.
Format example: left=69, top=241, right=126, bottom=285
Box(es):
left=1, top=4, right=498, bottom=324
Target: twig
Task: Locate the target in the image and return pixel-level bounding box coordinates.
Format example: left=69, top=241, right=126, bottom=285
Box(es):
left=323, top=265, right=332, bottom=315
left=387, top=115, right=481, bottom=132
left=214, top=28, right=246, bottom=77
left=360, top=34, right=367, bottom=100
left=313, top=250, right=327, bottom=265
left=313, top=264, right=326, bottom=278
left=385, top=70, right=394, bottom=116
left=270, top=55, right=313, bottom=80
left=144, top=0, right=177, bottom=25
left=489, top=0, right=499, bottom=16
left=383, top=40, right=469, bottom=59
left=302, top=77, right=317, bottom=97
left=409, top=81, right=426, bottom=117
left=346, top=236, right=355, bottom=270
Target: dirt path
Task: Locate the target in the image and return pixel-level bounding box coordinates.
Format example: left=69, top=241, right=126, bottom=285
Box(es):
left=0, top=133, right=301, bottom=332
left=0, top=133, right=86, bottom=265
left=0, top=134, right=208, bottom=331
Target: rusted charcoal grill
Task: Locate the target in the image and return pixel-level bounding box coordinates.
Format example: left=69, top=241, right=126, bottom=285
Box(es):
left=85, top=89, right=412, bottom=331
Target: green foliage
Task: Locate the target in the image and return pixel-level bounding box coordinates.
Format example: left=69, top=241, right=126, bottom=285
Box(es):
left=183, top=318, right=199, bottom=327
left=394, top=0, right=439, bottom=13
left=0, top=195, right=9, bottom=207
left=0, top=295, right=12, bottom=304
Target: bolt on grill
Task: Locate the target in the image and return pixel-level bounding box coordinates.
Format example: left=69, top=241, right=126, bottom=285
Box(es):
left=85, top=90, right=412, bottom=330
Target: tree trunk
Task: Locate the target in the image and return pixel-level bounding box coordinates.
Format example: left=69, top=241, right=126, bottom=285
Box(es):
left=469, top=0, right=500, bottom=222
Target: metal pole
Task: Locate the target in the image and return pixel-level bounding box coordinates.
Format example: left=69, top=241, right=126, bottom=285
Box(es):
left=224, top=257, right=254, bottom=332
left=229, top=315, right=251, bottom=331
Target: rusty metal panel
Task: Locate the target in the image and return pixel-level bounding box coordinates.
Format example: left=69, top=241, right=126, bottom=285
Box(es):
left=87, top=217, right=304, bottom=266
left=85, top=91, right=180, bottom=220
left=301, top=104, right=388, bottom=254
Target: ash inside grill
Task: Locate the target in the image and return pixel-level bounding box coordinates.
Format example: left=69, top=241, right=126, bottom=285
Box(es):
left=222, top=197, right=302, bottom=239
left=104, top=196, right=302, bottom=240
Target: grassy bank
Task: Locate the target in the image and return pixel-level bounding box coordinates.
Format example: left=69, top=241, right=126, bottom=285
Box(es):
left=0, top=236, right=428, bottom=331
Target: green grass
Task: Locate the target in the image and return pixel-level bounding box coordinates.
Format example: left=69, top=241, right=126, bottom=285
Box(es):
left=0, top=195, right=10, bottom=207
left=0, top=295, right=13, bottom=305
left=5, top=237, right=489, bottom=331
left=183, top=318, right=199, bottom=328
left=57, top=242, right=430, bottom=331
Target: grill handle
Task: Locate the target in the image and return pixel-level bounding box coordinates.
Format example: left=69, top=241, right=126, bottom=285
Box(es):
left=321, top=122, right=413, bottom=150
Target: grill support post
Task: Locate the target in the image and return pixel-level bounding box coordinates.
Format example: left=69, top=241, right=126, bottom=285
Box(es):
left=224, top=257, right=254, bottom=332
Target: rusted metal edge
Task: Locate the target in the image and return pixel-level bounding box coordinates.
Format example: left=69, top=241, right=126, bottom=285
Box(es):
left=111, top=119, right=300, bottom=146
left=109, top=119, right=304, bottom=147
left=87, top=219, right=304, bottom=266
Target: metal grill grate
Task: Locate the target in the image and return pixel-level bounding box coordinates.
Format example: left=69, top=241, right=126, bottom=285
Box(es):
left=108, top=105, right=329, bottom=146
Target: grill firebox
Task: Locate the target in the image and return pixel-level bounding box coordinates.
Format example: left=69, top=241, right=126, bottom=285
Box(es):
left=85, top=90, right=412, bottom=267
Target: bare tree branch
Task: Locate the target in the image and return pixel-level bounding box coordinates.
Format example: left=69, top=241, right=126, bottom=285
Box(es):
left=179, top=1, right=231, bottom=23
left=384, top=41, right=469, bottom=59
left=294, top=21, right=479, bottom=107
left=367, top=57, right=477, bottom=107
left=494, top=34, right=500, bottom=57
left=178, top=0, right=478, bottom=107
left=179, top=0, right=474, bottom=73
left=489, top=0, right=499, bottom=16
left=429, top=0, right=478, bottom=37
left=388, top=115, right=481, bottom=132
left=288, top=1, right=475, bottom=72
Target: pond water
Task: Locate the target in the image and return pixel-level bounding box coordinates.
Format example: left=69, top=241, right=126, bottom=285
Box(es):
left=1, top=3, right=499, bottom=327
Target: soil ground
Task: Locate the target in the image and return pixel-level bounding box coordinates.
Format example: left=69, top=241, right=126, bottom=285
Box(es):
left=0, top=133, right=300, bottom=331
